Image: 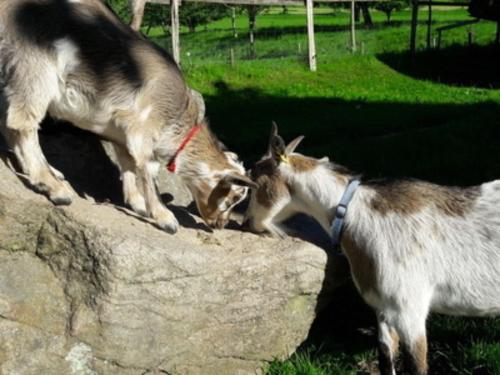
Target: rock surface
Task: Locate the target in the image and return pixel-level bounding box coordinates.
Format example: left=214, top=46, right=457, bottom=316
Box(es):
left=0, top=127, right=349, bottom=375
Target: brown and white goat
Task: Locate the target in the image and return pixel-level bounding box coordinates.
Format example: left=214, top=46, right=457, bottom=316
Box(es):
left=245, top=124, right=500, bottom=375
left=0, top=0, right=254, bottom=232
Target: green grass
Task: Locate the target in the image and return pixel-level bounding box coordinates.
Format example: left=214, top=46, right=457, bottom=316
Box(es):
left=141, top=6, right=500, bottom=375
left=145, top=8, right=498, bottom=64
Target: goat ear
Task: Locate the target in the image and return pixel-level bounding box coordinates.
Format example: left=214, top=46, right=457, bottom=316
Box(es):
left=271, top=121, right=279, bottom=138
left=285, top=135, right=304, bottom=155
left=224, top=151, right=239, bottom=163
left=223, top=172, right=258, bottom=189
left=190, top=89, right=206, bottom=123
left=268, top=122, right=287, bottom=163
left=319, top=156, right=330, bottom=163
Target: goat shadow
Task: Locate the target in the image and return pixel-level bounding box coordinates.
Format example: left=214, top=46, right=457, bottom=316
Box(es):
left=0, top=117, right=209, bottom=232
left=284, top=214, right=378, bottom=362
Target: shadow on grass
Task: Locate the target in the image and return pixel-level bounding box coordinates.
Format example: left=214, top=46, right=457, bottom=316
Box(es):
left=205, top=82, right=500, bottom=187
left=378, top=44, right=500, bottom=89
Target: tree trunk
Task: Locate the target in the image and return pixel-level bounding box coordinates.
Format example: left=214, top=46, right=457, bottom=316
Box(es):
left=129, top=0, right=146, bottom=31
left=387, top=10, right=392, bottom=23
left=361, top=3, right=373, bottom=28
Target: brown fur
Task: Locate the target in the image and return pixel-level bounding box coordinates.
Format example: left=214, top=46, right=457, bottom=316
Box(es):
left=184, top=125, right=230, bottom=171
left=368, top=179, right=480, bottom=217
left=341, top=232, right=378, bottom=294
left=391, top=329, right=400, bottom=356
left=252, top=158, right=290, bottom=208
left=191, top=176, right=246, bottom=228
left=407, top=336, right=428, bottom=375
left=194, top=181, right=221, bottom=223
left=289, top=155, right=318, bottom=172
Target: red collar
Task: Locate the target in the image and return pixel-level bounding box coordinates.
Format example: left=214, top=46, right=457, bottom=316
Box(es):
left=167, top=124, right=203, bottom=173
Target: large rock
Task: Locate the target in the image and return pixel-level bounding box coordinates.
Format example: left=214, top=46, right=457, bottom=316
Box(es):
left=0, top=127, right=349, bottom=375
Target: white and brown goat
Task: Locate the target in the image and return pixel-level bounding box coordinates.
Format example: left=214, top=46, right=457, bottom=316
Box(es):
left=245, top=124, right=500, bottom=375
left=0, top=0, right=254, bottom=232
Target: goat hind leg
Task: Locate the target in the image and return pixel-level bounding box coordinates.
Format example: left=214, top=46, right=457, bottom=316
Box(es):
left=377, top=314, right=399, bottom=375
left=394, top=310, right=428, bottom=375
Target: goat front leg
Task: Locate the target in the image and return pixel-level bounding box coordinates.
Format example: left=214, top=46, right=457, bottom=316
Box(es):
left=127, top=133, right=179, bottom=233
left=3, top=126, right=73, bottom=205
left=105, top=141, right=147, bottom=216
left=247, top=196, right=290, bottom=238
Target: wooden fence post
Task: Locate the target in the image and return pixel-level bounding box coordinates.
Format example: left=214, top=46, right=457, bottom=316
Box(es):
left=351, top=0, right=356, bottom=52
left=426, top=1, right=432, bottom=49
left=468, top=26, right=474, bottom=46
left=230, top=48, right=235, bottom=66
left=171, top=0, right=181, bottom=65
left=306, top=0, right=317, bottom=72
left=231, top=7, right=238, bottom=38
left=410, top=0, right=419, bottom=56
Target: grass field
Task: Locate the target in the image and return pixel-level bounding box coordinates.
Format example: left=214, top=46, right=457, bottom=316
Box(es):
left=138, top=5, right=500, bottom=375
left=146, top=7, right=498, bottom=64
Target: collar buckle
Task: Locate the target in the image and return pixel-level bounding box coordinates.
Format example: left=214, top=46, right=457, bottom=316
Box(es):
left=335, top=204, right=347, bottom=219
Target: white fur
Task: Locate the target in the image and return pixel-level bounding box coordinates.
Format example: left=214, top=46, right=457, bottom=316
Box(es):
left=248, top=156, right=500, bottom=374
left=54, top=38, right=79, bottom=75
left=138, top=105, right=152, bottom=123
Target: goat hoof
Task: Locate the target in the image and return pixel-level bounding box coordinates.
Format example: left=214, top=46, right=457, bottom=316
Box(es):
left=49, top=181, right=74, bottom=206
left=157, top=220, right=178, bottom=234
left=51, top=195, right=73, bottom=206
left=154, top=209, right=179, bottom=234
left=127, top=196, right=147, bottom=217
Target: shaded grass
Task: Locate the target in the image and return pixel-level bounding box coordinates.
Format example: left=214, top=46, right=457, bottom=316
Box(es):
left=185, top=54, right=500, bottom=186
left=266, top=283, right=500, bottom=375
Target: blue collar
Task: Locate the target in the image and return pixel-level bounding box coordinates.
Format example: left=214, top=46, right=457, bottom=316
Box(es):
left=331, top=179, right=360, bottom=251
